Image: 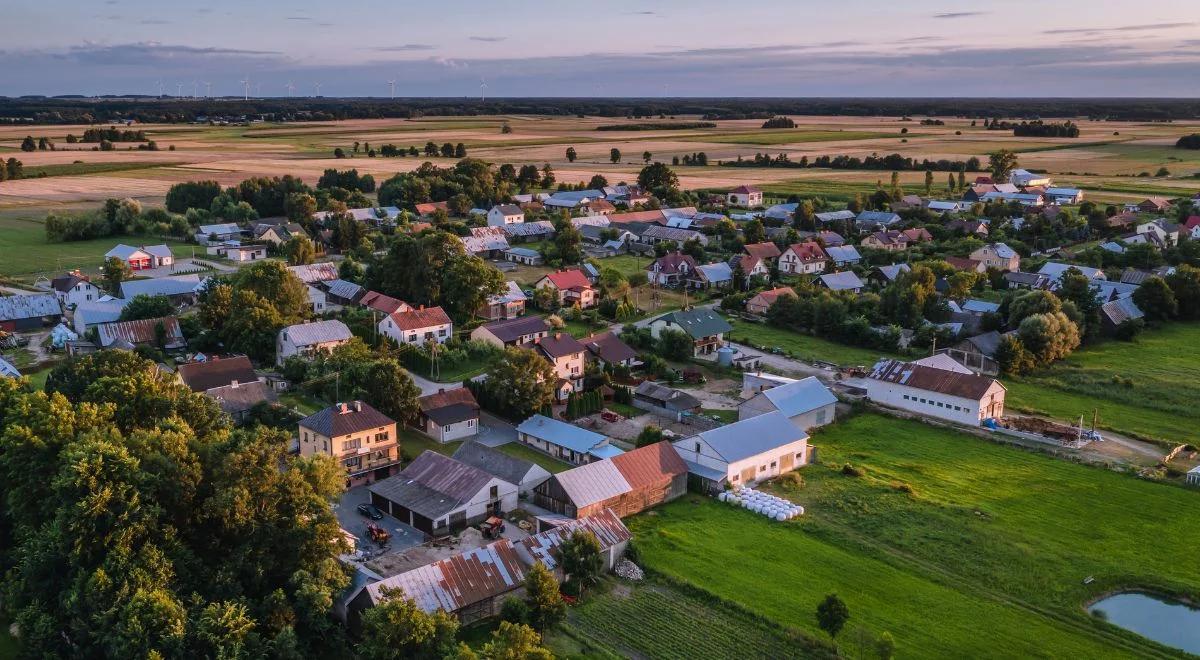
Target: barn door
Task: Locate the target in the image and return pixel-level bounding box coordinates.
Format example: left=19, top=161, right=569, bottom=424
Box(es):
left=740, top=466, right=756, bottom=483
left=780, top=452, right=795, bottom=471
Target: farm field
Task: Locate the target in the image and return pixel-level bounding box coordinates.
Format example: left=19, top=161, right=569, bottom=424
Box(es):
left=1004, top=322, right=1200, bottom=447
left=629, top=413, right=1200, bottom=658
left=721, top=314, right=902, bottom=366
left=3, top=115, right=1200, bottom=214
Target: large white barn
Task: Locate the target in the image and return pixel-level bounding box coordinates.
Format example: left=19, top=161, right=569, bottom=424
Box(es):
left=862, top=358, right=1005, bottom=426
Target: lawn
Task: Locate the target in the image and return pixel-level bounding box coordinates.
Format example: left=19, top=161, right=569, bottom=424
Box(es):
left=398, top=428, right=460, bottom=462
left=1004, top=322, right=1200, bottom=446
left=678, top=130, right=897, bottom=146
left=276, top=391, right=326, bottom=416
left=722, top=315, right=901, bottom=366
left=630, top=413, right=1200, bottom=658
left=495, top=441, right=571, bottom=474
left=0, top=212, right=193, bottom=278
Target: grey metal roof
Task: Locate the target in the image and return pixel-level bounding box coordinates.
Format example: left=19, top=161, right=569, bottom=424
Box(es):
left=634, top=381, right=702, bottom=410
left=502, top=221, right=555, bottom=237
left=280, top=319, right=352, bottom=347
left=824, top=246, right=861, bottom=263
left=369, top=451, right=511, bottom=520
left=814, top=210, right=856, bottom=223
left=487, top=281, right=527, bottom=305
left=74, top=300, right=128, bottom=326
left=641, top=225, right=703, bottom=242
left=962, top=299, right=1000, bottom=314
left=207, top=380, right=274, bottom=415
left=875, top=263, right=911, bottom=281
left=120, top=274, right=204, bottom=299
left=516, top=415, right=608, bottom=454
left=325, top=279, right=365, bottom=302
left=504, top=247, right=541, bottom=258
left=0, top=357, right=20, bottom=378
left=688, top=411, right=807, bottom=463
left=0, top=293, right=61, bottom=322
left=695, top=262, right=732, bottom=283
left=1038, top=262, right=1104, bottom=282
left=1101, top=297, right=1144, bottom=326
left=452, top=441, right=545, bottom=488
left=819, top=271, right=865, bottom=291
left=551, top=459, right=631, bottom=508
left=760, top=376, right=837, bottom=418
left=856, top=211, right=901, bottom=226
left=480, top=316, right=549, bottom=343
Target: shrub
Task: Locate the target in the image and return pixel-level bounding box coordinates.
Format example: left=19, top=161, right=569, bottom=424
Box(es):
left=778, top=472, right=805, bottom=489
left=891, top=481, right=915, bottom=494
left=841, top=463, right=864, bottom=477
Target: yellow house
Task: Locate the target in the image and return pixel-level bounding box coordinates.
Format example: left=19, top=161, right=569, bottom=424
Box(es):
left=298, top=401, right=400, bottom=488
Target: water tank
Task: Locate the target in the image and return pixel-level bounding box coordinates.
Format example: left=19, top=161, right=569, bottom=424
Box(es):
left=716, top=345, right=736, bottom=367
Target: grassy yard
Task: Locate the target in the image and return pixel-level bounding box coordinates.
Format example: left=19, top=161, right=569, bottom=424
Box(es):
left=398, top=428, right=460, bottom=462
left=629, top=413, right=1200, bottom=658
left=721, top=315, right=901, bottom=366
left=495, top=441, right=571, bottom=474
left=276, top=391, right=326, bottom=416
left=1004, top=322, right=1200, bottom=446
left=0, top=212, right=193, bottom=278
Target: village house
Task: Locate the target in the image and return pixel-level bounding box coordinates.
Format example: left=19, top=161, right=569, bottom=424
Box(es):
left=476, top=281, right=527, bottom=320
left=1044, top=187, right=1083, bottom=204
left=861, top=228, right=932, bottom=251
left=119, top=274, right=205, bottom=305
left=71, top=299, right=127, bottom=336
left=578, top=331, right=638, bottom=368
left=778, top=241, right=828, bottom=275
left=462, top=227, right=511, bottom=259
left=414, top=201, right=449, bottom=218
left=855, top=210, right=902, bottom=229
left=379, top=305, right=453, bottom=346
left=646, top=251, right=698, bottom=286
left=470, top=315, right=550, bottom=349
left=970, top=243, right=1020, bottom=272
left=486, top=204, right=525, bottom=226
left=868, top=263, right=911, bottom=288
left=299, top=400, right=399, bottom=487
left=535, top=332, right=587, bottom=399
left=863, top=358, right=1006, bottom=425
left=579, top=199, right=617, bottom=217
left=177, top=355, right=274, bottom=422
left=359, top=291, right=410, bottom=316
left=516, top=414, right=624, bottom=465
left=647, top=307, right=733, bottom=356
left=253, top=221, right=306, bottom=246
left=195, top=223, right=244, bottom=244
left=746, top=286, right=797, bottom=316
left=416, top=387, right=481, bottom=443
left=640, top=225, right=708, bottom=247
left=673, top=411, right=810, bottom=493
left=534, top=269, right=596, bottom=309
left=726, top=185, right=764, bottom=207
left=738, top=376, right=837, bottom=431
left=50, top=271, right=102, bottom=308
left=824, top=245, right=862, bottom=267
left=533, top=442, right=688, bottom=518
left=105, top=244, right=174, bottom=271
left=1009, top=169, right=1051, bottom=188
left=945, top=256, right=986, bottom=274
left=504, top=247, right=544, bottom=266
left=368, top=450, right=518, bottom=536
left=817, top=271, right=865, bottom=293
left=287, top=262, right=340, bottom=285
left=453, top=441, right=551, bottom=496
left=207, top=242, right=267, bottom=262
left=688, top=262, right=734, bottom=289
left=96, top=316, right=185, bottom=351
left=276, top=319, right=353, bottom=366
left=1003, top=271, right=1049, bottom=290
left=947, top=219, right=989, bottom=237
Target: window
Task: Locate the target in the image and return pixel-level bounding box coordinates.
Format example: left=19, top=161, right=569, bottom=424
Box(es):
left=443, top=425, right=450, bottom=432
left=439, top=328, right=448, bottom=337
left=770, top=461, right=777, bottom=469
left=344, top=456, right=361, bottom=469
left=815, top=410, right=827, bottom=424
left=467, top=419, right=475, bottom=427
left=732, top=474, right=739, bottom=482
left=759, top=465, right=766, bottom=472
left=694, top=442, right=701, bottom=453
left=342, top=438, right=361, bottom=451
left=490, top=485, right=498, bottom=499
left=408, top=334, right=417, bottom=342
left=375, top=431, right=389, bottom=443
left=322, top=440, right=328, bottom=451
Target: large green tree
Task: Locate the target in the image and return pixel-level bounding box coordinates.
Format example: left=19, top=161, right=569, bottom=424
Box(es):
left=1132, top=276, right=1177, bottom=322
left=118, top=294, right=175, bottom=321
left=485, top=348, right=556, bottom=421
left=523, top=562, right=566, bottom=632
left=357, top=588, right=459, bottom=660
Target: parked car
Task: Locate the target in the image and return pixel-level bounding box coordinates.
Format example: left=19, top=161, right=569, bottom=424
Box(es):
left=356, top=503, right=384, bottom=520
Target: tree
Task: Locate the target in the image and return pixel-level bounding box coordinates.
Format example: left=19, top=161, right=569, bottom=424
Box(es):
left=20, top=135, right=36, bottom=152
left=284, top=235, right=316, bottom=266
left=988, top=150, right=1019, bottom=181
left=553, top=218, right=584, bottom=265
left=565, top=147, right=577, bottom=162
left=119, top=294, right=174, bottom=321
left=102, top=255, right=132, bottom=295
left=793, top=200, right=815, bottom=230
left=876, top=631, right=896, bottom=660
left=637, top=162, right=678, bottom=192
left=1056, top=267, right=1101, bottom=339
left=481, top=622, right=554, bottom=660
left=559, top=530, right=604, bottom=596
left=642, top=150, right=652, bottom=163
left=636, top=425, right=664, bottom=448
left=1018, top=311, right=1080, bottom=365
left=358, top=588, right=459, bottom=660
left=1166, top=265, right=1200, bottom=320
left=1133, top=276, right=1178, bottom=322
left=165, top=180, right=222, bottom=213
left=361, top=359, right=422, bottom=424
left=588, top=174, right=608, bottom=189
left=743, top=218, right=766, bottom=244
left=816, top=594, right=850, bottom=639
left=523, top=562, right=566, bottom=632
left=485, top=348, right=557, bottom=420
left=657, top=328, right=693, bottom=361
left=499, top=597, right=529, bottom=625
left=540, top=163, right=556, bottom=188
left=609, top=148, right=621, bottom=163
left=924, top=169, right=934, bottom=195
left=233, top=260, right=310, bottom=324
left=221, top=289, right=285, bottom=362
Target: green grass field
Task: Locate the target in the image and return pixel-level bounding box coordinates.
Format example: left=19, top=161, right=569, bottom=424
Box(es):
left=629, top=413, right=1200, bottom=658
left=679, top=130, right=896, bottom=146
left=495, top=441, right=571, bottom=474
left=21, top=161, right=184, bottom=178
left=722, top=315, right=901, bottom=366
left=1005, top=323, right=1200, bottom=446
left=0, top=212, right=193, bottom=278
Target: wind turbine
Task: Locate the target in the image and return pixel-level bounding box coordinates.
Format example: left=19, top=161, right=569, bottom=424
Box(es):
left=255, top=82, right=262, bottom=97
left=156, top=79, right=164, bottom=97
left=240, top=76, right=251, bottom=100
left=176, top=82, right=184, bottom=97
left=387, top=79, right=396, bottom=100
left=286, top=81, right=296, bottom=97
left=204, top=81, right=212, bottom=98
left=314, top=82, right=322, bottom=97
left=480, top=78, right=487, bottom=102
left=192, top=80, right=199, bottom=98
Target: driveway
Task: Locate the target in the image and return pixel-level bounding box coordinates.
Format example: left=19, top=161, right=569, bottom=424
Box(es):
left=408, top=370, right=463, bottom=396
left=476, top=412, right=517, bottom=447
left=335, top=485, right=425, bottom=554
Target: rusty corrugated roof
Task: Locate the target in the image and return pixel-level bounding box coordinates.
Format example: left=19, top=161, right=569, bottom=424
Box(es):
left=518, top=509, right=631, bottom=569
left=365, top=539, right=526, bottom=613
left=610, top=441, right=686, bottom=490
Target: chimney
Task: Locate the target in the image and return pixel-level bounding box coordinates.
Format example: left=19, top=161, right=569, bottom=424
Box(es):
left=338, top=403, right=348, bottom=414
left=230, top=379, right=239, bottom=388
left=353, top=401, right=362, bottom=412
left=438, top=388, right=445, bottom=394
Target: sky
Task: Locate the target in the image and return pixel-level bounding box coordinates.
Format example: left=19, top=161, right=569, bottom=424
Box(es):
left=2, top=0, right=1200, bottom=97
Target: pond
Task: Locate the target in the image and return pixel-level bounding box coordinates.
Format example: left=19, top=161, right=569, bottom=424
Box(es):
left=1089, top=592, right=1200, bottom=654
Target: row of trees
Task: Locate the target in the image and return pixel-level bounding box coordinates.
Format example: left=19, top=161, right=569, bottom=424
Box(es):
left=0, top=157, right=24, bottom=181
left=725, top=152, right=980, bottom=173
left=46, top=197, right=192, bottom=242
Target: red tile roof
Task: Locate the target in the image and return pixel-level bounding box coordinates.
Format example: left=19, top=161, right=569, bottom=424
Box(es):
left=536, top=332, right=586, bottom=359
left=541, top=269, right=591, bottom=291
left=730, top=185, right=761, bottom=194
left=648, top=251, right=698, bottom=275
left=389, top=306, right=451, bottom=331
left=785, top=241, right=827, bottom=262
left=414, top=201, right=449, bottom=215
left=177, top=355, right=257, bottom=392
left=361, top=291, right=410, bottom=314
left=743, top=242, right=781, bottom=260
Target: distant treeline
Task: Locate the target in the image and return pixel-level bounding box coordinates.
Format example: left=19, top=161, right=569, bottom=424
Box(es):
left=1177, top=134, right=1200, bottom=149
left=79, top=127, right=147, bottom=142
left=986, top=119, right=1080, bottom=138
left=3, top=97, right=1200, bottom=125
left=595, top=121, right=716, bottom=131
left=723, top=152, right=980, bottom=172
